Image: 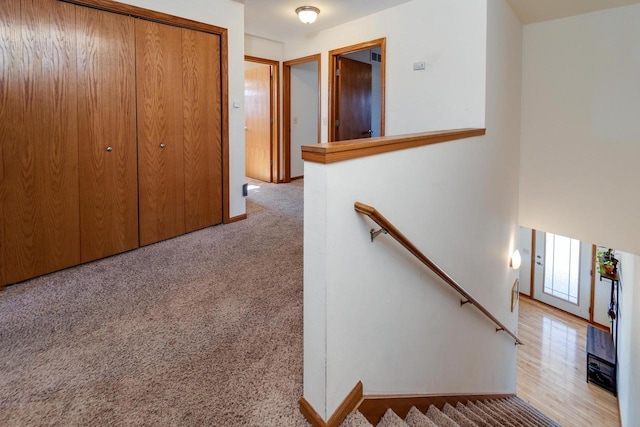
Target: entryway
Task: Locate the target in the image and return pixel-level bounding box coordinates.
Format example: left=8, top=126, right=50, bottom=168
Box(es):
left=244, top=56, right=279, bottom=183
left=519, top=227, right=614, bottom=330
left=283, top=54, right=321, bottom=182
left=328, top=38, right=385, bottom=142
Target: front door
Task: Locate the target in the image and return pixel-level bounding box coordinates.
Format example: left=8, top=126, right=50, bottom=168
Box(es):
left=336, top=57, right=372, bottom=141
left=532, top=230, right=592, bottom=319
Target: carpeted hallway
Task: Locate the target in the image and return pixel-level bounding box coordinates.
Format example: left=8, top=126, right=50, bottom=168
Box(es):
left=0, top=180, right=309, bottom=426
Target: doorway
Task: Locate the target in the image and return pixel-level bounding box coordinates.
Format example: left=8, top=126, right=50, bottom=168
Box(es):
left=532, top=230, right=591, bottom=319
left=244, top=56, right=279, bottom=182
left=283, top=54, right=320, bottom=182
left=329, top=38, right=385, bottom=142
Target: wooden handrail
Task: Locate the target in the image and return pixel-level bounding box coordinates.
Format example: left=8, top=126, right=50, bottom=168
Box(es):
left=354, top=202, right=523, bottom=346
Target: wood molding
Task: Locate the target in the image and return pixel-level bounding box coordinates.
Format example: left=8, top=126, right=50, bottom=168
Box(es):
left=225, top=214, right=247, bottom=224
left=591, top=321, right=611, bottom=333
left=283, top=54, right=321, bottom=183
left=329, top=38, right=386, bottom=142
left=64, top=0, right=231, bottom=227
left=530, top=229, right=536, bottom=296
left=61, top=0, right=226, bottom=34
left=589, top=244, right=597, bottom=324
left=302, top=129, right=485, bottom=164
left=300, top=381, right=364, bottom=427
left=358, top=393, right=514, bottom=425
left=244, top=56, right=280, bottom=183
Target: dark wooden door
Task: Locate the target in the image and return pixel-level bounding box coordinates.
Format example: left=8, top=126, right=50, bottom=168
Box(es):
left=77, top=7, right=138, bottom=262
left=182, top=29, right=223, bottom=232
left=244, top=66, right=272, bottom=182
left=0, top=0, right=80, bottom=286
left=337, top=57, right=372, bottom=141
left=136, top=19, right=186, bottom=246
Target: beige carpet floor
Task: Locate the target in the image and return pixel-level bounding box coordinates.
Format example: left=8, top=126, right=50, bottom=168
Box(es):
left=0, top=180, right=308, bottom=426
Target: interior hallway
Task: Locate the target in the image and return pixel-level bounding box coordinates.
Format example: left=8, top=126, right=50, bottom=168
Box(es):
left=517, top=297, right=620, bottom=426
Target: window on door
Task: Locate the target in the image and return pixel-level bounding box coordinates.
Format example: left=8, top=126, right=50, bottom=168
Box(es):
left=544, top=233, right=580, bottom=304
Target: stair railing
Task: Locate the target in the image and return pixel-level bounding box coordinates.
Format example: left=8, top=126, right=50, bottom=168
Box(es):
left=354, top=202, right=523, bottom=346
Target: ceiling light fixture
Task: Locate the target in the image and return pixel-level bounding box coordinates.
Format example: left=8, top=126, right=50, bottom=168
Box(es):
left=296, top=6, right=320, bottom=24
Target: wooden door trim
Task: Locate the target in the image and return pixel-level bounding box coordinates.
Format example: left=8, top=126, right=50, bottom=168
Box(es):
left=530, top=229, right=536, bottom=296
left=589, top=244, right=596, bottom=324
left=245, top=55, right=280, bottom=183
left=62, top=0, right=226, bottom=35
left=329, top=38, right=385, bottom=142
left=61, top=0, right=231, bottom=225
left=283, top=54, right=321, bottom=183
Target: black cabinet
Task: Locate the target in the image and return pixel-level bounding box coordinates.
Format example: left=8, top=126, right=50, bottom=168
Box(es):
left=586, top=325, right=617, bottom=395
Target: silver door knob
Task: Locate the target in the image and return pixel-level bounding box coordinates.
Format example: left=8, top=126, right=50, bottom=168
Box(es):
left=106, top=146, right=113, bottom=152
left=160, top=143, right=165, bottom=149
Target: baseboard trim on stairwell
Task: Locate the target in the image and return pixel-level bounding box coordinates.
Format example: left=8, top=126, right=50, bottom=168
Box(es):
left=300, top=381, right=364, bottom=427
left=358, top=392, right=515, bottom=425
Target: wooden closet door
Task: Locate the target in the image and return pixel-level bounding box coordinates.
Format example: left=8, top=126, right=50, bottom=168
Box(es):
left=0, top=0, right=80, bottom=286
left=182, top=29, right=223, bottom=232
left=136, top=20, right=185, bottom=246
left=77, top=7, right=138, bottom=262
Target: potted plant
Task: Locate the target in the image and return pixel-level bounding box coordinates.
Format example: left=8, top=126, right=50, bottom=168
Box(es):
left=603, top=261, right=615, bottom=274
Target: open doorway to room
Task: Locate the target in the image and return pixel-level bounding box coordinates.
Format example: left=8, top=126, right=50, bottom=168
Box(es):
left=328, top=38, right=385, bottom=142
left=283, top=54, right=320, bottom=182
left=244, top=56, right=280, bottom=183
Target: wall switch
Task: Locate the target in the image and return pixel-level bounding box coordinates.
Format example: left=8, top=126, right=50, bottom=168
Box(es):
left=233, top=101, right=240, bottom=108
left=413, top=61, right=426, bottom=71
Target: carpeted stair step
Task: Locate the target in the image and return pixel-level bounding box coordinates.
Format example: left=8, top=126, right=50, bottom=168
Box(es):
left=339, top=396, right=561, bottom=427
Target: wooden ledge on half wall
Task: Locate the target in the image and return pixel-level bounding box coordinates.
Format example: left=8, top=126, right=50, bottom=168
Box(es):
left=301, top=128, right=485, bottom=164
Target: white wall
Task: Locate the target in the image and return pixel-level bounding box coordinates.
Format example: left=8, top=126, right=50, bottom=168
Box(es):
left=304, top=0, right=523, bottom=419
left=519, top=5, right=640, bottom=255
left=290, top=61, right=319, bottom=178
left=118, top=0, right=246, bottom=218
left=245, top=34, right=284, bottom=60
left=617, top=252, right=640, bottom=426
left=284, top=0, right=487, bottom=143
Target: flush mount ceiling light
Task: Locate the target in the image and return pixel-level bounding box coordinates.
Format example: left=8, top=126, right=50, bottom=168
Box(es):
left=296, top=6, right=320, bottom=24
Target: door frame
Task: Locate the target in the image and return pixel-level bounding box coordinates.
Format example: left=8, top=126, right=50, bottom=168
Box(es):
left=62, top=0, right=232, bottom=223
left=244, top=55, right=280, bottom=182
left=528, top=228, right=601, bottom=326
left=283, top=54, right=321, bottom=183
left=328, top=38, right=386, bottom=143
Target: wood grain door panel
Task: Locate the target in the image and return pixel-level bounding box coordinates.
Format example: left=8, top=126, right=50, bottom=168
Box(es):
left=77, top=7, right=138, bottom=262
left=244, top=66, right=272, bottom=182
left=182, top=29, right=222, bottom=232
left=0, top=0, right=80, bottom=286
left=337, top=57, right=372, bottom=141
left=136, top=19, right=185, bottom=246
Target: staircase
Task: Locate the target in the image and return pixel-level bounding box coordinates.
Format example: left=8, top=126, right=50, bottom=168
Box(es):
left=341, top=396, right=561, bottom=427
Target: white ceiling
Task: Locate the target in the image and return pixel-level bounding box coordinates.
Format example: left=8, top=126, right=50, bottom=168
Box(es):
left=506, top=0, right=640, bottom=24
left=239, top=0, right=640, bottom=42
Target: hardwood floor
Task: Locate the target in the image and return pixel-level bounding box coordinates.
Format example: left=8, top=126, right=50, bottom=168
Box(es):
left=517, top=297, right=620, bottom=426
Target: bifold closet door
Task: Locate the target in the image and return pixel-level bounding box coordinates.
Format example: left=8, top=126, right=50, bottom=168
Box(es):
left=77, top=7, right=138, bottom=262
left=182, top=29, right=223, bottom=232
left=0, top=0, right=80, bottom=286
left=136, top=19, right=186, bottom=246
